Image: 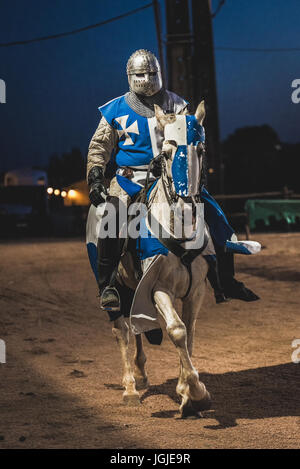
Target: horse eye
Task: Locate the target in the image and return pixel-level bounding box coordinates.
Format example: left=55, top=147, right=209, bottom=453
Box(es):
left=166, top=140, right=177, bottom=148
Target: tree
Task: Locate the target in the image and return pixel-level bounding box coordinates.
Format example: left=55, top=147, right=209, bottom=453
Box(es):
left=48, top=148, right=85, bottom=187
left=222, top=125, right=282, bottom=194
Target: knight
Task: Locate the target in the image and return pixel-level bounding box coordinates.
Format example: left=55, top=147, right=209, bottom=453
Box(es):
left=87, top=49, right=259, bottom=317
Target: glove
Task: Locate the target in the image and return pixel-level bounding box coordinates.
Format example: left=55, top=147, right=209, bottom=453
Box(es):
left=89, top=184, right=107, bottom=207
left=88, top=166, right=108, bottom=207
left=151, top=154, right=163, bottom=178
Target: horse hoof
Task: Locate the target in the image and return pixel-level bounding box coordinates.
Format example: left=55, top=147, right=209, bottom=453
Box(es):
left=181, top=392, right=212, bottom=418
left=191, top=391, right=212, bottom=412
left=123, top=393, right=141, bottom=406
left=134, top=377, right=149, bottom=390
left=181, top=400, right=200, bottom=419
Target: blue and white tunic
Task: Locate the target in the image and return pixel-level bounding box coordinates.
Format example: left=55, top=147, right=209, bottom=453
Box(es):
left=99, top=92, right=187, bottom=197
left=99, top=91, right=187, bottom=169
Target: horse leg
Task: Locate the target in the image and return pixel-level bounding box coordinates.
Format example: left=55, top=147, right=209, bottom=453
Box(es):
left=154, top=290, right=211, bottom=417
left=179, top=282, right=211, bottom=416
left=181, top=280, right=206, bottom=357
left=133, top=334, right=149, bottom=390
left=177, top=298, right=198, bottom=415
left=112, top=316, right=140, bottom=406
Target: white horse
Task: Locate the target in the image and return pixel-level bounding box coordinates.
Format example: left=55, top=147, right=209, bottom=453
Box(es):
left=107, top=100, right=212, bottom=418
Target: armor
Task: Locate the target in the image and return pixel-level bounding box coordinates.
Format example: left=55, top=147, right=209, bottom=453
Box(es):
left=86, top=50, right=260, bottom=316
left=126, top=49, right=162, bottom=97
left=86, top=91, right=187, bottom=180
left=124, top=89, right=188, bottom=118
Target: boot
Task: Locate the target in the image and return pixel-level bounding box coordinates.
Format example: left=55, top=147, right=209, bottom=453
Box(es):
left=97, top=195, right=128, bottom=318
left=100, top=285, right=121, bottom=313
left=204, top=255, right=227, bottom=304
left=97, top=235, right=122, bottom=319
left=216, top=250, right=260, bottom=302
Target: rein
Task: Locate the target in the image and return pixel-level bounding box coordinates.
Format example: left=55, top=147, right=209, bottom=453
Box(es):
left=123, top=149, right=208, bottom=299
left=144, top=152, right=209, bottom=299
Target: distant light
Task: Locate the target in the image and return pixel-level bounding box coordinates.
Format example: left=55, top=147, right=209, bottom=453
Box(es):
left=37, top=177, right=46, bottom=186
left=68, top=189, right=76, bottom=199
left=61, top=191, right=67, bottom=198
left=54, top=189, right=60, bottom=196
left=208, top=168, right=214, bottom=174
left=47, top=187, right=54, bottom=195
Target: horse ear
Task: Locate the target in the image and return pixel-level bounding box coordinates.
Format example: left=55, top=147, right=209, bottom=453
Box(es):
left=154, top=104, right=166, bottom=127
left=155, top=104, right=177, bottom=130
left=195, top=100, right=205, bottom=125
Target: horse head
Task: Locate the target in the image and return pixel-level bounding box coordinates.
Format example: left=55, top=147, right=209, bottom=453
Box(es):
left=150, top=101, right=206, bottom=244
left=154, top=101, right=206, bottom=201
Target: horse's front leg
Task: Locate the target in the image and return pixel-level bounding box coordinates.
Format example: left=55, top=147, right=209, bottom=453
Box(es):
left=112, top=317, right=140, bottom=406
left=154, top=290, right=211, bottom=417
left=133, top=334, right=149, bottom=390
left=182, top=280, right=206, bottom=357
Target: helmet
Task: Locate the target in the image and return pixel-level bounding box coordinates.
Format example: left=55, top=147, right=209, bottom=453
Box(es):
left=126, top=49, right=162, bottom=96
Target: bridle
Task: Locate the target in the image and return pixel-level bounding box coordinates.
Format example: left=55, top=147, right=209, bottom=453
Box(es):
left=136, top=137, right=209, bottom=299
left=160, top=153, right=179, bottom=206
left=147, top=147, right=202, bottom=208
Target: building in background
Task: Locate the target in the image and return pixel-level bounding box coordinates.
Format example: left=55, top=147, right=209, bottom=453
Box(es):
left=0, top=168, right=49, bottom=235
left=4, top=167, right=47, bottom=187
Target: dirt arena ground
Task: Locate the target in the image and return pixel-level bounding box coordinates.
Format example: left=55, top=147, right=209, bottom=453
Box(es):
left=0, top=233, right=299, bottom=449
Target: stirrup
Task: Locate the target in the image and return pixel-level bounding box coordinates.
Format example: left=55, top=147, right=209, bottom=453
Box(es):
left=100, top=286, right=121, bottom=312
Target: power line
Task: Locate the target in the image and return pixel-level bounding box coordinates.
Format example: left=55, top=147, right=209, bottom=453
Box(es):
left=215, top=46, right=300, bottom=52
left=0, top=3, right=153, bottom=47
left=1, top=1, right=298, bottom=54
left=211, top=0, right=226, bottom=19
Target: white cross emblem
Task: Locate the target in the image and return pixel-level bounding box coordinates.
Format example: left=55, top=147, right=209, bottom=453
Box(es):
left=115, top=115, right=139, bottom=146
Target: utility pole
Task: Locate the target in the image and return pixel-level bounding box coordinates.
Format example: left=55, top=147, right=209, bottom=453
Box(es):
left=165, top=0, right=194, bottom=101
left=192, top=0, right=221, bottom=194
left=153, top=0, right=167, bottom=86
left=165, top=0, right=222, bottom=194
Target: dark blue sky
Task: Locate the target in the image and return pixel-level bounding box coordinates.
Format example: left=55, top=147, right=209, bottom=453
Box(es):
left=0, top=0, right=299, bottom=172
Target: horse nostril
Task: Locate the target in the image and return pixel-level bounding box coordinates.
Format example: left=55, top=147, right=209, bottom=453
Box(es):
left=197, top=142, right=205, bottom=155
left=181, top=196, right=193, bottom=203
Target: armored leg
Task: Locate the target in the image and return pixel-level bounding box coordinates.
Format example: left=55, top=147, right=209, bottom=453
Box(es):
left=215, top=248, right=260, bottom=302
left=204, top=255, right=227, bottom=304
left=201, top=188, right=260, bottom=302
left=97, top=178, right=131, bottom=318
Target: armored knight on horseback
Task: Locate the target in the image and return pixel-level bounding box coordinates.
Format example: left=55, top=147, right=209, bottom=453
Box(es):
left=87, top=49, right=260, bottom=317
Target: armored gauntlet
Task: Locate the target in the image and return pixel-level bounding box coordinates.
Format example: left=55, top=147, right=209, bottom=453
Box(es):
left=151, top=154, right=163, bottom=178
left=88, top=166, right=107, bottom=207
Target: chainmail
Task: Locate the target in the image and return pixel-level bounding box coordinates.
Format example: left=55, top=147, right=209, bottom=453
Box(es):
left=125, top=89, right=171, bottom=118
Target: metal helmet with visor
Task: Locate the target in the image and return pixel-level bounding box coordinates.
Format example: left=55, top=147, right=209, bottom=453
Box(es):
left=126, top=49, right=163, bottom=96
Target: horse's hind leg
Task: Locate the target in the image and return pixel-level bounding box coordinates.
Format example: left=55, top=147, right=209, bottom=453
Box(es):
left=154, top=290, right=210, bottom=417
left=133, top=334, right=149, bottom=390
left=112, top=317, right=140, bottom=406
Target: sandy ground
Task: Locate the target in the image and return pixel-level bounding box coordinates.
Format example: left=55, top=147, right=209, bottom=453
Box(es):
left=0, top=233, right=299, bottom=449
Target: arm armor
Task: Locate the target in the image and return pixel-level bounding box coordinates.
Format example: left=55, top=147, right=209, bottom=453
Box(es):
left=86, top=116, right=118, bottom=182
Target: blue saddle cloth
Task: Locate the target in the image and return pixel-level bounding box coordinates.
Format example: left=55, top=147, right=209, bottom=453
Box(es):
left=87, top=182, right=237, bottom=277
left=136, top=216, right=168, bottom=260
left=136, top=181, right=168, bottom=260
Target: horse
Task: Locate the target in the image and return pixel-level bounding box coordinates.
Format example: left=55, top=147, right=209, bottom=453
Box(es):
left=86, top=100, right=212, bottom=418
